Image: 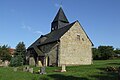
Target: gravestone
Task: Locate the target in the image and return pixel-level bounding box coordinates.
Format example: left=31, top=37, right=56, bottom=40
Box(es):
left=38, top=61, right=42, bottom=67
left=23, top=66, right=30, bottom=72
left=29, top=57, right=35, bottom=66
left=61, top=64, right=66, bottom=72
left=40, top=66, right=46, bottom=74
left=0, top=60, right=3, bottom=66
left=29, top=68, right=33, bottom=73
left=13, top=67, right=18, bottom=72
left=23, top=67, right=26, bottom=72
left=2, top=62, right=4, bottom=66
left=0, top=60, right=2, bottom=64
left=4, top=60, right=9, bottom=67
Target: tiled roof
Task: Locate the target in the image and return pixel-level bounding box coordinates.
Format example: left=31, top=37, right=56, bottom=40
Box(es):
left=9, top=48, right=15, bottom=54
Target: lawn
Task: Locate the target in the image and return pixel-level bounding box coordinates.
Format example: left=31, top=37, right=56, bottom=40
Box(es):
left=0, top=59, right=120, bottom=80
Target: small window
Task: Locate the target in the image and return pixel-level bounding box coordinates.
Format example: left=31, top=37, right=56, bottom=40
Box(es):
left=82, top=38, right=84, bottom=41
left=77, top=34, right=80, bottom=40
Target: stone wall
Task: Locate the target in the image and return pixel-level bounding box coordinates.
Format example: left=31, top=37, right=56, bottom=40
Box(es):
left=59, top=21, right=93, bottom=66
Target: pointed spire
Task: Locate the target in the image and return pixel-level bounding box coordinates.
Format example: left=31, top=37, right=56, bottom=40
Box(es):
left=51, top=7, right=69, bottom=31
left=53, top=7, right=69, bottom=23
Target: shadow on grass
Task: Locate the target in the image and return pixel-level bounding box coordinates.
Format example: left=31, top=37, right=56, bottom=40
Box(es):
left=48, top=74, right=89, bottom=80
left=108, top=63, right=120, bottom=65
left=90, top=67, right=119, bottom=80
left=90, top=72, right=118, bottom=80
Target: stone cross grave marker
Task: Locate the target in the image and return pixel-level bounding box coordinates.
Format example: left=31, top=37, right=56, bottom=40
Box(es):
left=40, top=66, right=46, bottom=74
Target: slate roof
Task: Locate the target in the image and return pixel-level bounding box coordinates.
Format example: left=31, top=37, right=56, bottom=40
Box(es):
left=27, top=7, right=94, bottom=50
left=27, top=21, right=76, bottom=49
left=53, top=7, right=69, bottom=23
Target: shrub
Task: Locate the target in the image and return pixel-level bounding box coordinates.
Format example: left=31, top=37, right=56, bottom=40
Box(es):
left=0, top=45, right=11, bottom=61
left=9, top=55, right=23, bottom=67
left=92, top=46, right=115, bottom=60
left=14, top=42, right=26, bottom=64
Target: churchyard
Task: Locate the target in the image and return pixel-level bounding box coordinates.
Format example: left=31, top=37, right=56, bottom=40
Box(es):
left=0, top=59, right=120, bottom=80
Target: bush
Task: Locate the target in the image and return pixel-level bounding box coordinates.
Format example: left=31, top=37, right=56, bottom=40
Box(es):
left=92, top=46, right=115, bottom=60
left=2, top=53, right=11, bottom=61
left=9, top=55, right=23, bottom=67
left=106, top=66, right=118, bottom=72
left=0, top=45, right=11, bottom=61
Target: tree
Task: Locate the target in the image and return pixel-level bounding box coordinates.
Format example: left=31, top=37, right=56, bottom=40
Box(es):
left=92, top=48, right=101, bottom=60
left=114, top=48, right=120, bottom=57
left=10, top=42, right=26, bottom=67
left=15, top=42, right=26, bottom=55
left=98, top=46, right=114, bottom=60
left=92, top=46, right=115, bottom=60
left=15, top=42, right=26, bottom=64
left=0, top=45, right=11, bottom=61
left=9, top=55, right=23, bottom=67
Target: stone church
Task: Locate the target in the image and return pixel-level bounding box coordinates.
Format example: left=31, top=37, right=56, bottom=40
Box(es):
left=27, top=7, right=93, bottom=67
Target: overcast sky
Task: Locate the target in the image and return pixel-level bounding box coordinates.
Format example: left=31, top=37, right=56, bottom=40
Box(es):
left=0, top=0, right=120, bottom=49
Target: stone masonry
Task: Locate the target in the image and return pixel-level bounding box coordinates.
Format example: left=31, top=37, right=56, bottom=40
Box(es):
left=59, top=21, right=92, bottom=66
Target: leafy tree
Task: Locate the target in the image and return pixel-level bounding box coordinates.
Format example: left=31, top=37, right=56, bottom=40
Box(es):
left=98, top=46, right=114, bottom=60
left=92, top=48, right=101, bottom=60
left=114, top=48, right=120, bottom=57
left=0, top=45, right=11, bottom=61
left=92, top=46, right=115, bottom=60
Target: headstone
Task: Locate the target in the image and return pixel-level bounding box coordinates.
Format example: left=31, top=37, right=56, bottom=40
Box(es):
left=29, top=68, right=33, bottom=73
left=61, top=64, right=66, bottom=72
left=23, top=66, right=29, bottom=72
left=29, top=57, right=35, bottom=66
left=0, top=60, right=2, bottom=64
left=38, top=61, right=42, bottom=67
left=23, top=67, right=26, bottom=72
left=14, top=67, right=18, bottom=72
left=40, top=66, right=46, bottom=74
left=2, top=62, right=4, bottom=66
left=4, top=60, right=9, bottom=67
left=0, top=60, right=3, bottom=66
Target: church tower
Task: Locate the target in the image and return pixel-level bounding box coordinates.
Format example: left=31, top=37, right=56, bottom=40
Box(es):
left=51, top=7, right=69, bottom=31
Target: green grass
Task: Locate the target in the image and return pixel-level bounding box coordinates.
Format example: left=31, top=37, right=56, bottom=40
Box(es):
left=0, top=59, right=120, bottom=80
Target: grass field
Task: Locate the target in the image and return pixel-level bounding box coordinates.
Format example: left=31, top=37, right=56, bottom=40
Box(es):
left=0, top=59, right=120, bottom=80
